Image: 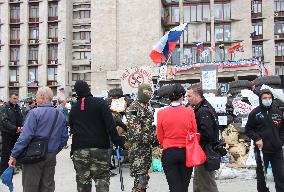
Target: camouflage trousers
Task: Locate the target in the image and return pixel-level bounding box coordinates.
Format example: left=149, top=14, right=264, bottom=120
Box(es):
left=129, top=143, right=152, bottom=191
left=72, top=148, right=110, bottom=192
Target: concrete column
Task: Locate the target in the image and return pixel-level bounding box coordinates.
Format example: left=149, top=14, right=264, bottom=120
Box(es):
left=210, top=0, right=215, bottom=61
left=19, top=1, right=28, bottom=98
left=262, top=0, right=275, bottom=75
left=0, top=2, right=9, bottom=100
left=179, top=0, right=184, bottom=64
left=38, top=0, right=48, bottom=87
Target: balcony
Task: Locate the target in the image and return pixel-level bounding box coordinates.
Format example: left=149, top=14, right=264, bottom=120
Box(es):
left=28, top=60, right=39, bottom=65
left=274, top=11, right=284, bottom=18
left=29, top=17, right=39, bottom=23
left=48, top=59, right=58, bottom=65
left=10, top=39, right=20, bottom=45
left=27, top=81, right=39, bottom=87
left=274, top=34, right=284, bottom=40
left=9, top=82, right=20, bottom=87
left=9, top=0, right=22, bottom=3
left=251, top=12, right=262, bottom=19
left=276, top=56, right=284, bottom=62
left=47, top=37, right=58, bottom=44
left=10, top=18, right=20, bottom=24
left=48, top=16, right=59, bottom=22
left=252, top=35, right=264, bottom=41
left=9, top=61, right=19, bottom=66
left=29, top=39, right=39, bottom=45
left=47, top=80, right=59, bottom=87
left=29, top=0, right=42, bottom=2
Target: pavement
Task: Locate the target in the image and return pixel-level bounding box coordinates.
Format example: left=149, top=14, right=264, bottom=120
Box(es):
left=0, top=143, right=277, bottom=192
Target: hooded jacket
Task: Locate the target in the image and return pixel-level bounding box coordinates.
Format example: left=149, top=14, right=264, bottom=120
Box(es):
left=245, top=89, right=284, bottom=153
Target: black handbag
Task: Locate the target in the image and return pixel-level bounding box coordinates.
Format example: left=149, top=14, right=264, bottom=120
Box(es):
left=17, top=110, right=59, bottom=164
left=204, top=144, right=221, bottom=171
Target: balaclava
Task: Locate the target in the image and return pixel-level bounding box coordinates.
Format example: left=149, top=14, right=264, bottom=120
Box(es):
left=137, top=84, right=152, bottom=104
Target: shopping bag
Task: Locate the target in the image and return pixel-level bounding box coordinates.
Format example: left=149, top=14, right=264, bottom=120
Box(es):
left=186, top=133, right=207, bottom=167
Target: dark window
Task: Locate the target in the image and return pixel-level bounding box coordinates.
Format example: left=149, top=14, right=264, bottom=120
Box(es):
left=47, top=67, right=57, bottom=81
left=274, top=0, right=284, bottom=12
left=207, top=24, right=231, bottom=42
left=252, top=1, right=262, bottom=13
left=252, top=44, right=263, bottom=57
left=28, top=67, right=38, bottom=82
left=252, top=22, right=263, bottom=35
left=275, top=21, right=284, bottom=34
left=275, top=42, right=284, bottom=56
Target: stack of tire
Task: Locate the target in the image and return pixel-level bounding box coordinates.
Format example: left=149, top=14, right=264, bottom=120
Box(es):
left=252, top=76, right=284, bottom=109
left=226, top=80, right=252, bottom=135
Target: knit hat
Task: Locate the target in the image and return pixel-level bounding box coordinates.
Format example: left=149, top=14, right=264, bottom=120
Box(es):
left=74, top=80, right=92, bottom=111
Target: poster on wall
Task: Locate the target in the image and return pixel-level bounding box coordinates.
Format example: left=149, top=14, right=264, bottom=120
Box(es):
left=120, top=66, right=153, bottom=94
left=201, top=69, right=217, bottom=90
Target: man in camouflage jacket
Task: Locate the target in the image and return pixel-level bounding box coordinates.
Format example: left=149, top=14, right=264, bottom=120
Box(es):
left=126, top=84, right=156, bottom=192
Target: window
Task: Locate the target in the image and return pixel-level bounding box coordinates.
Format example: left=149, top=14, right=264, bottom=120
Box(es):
left=48, top=2, right=58, bottom=17
left=172, top=7, right=179, bottom=23
left=183, top=26, right=189, bottom=44
left=275, top=42, right=284, bottom=56
left=184, top=4, right=210, bottom=23
left=73, top=31, right=91, bottom=41
left=10, top=68, right=18, bottom=82
left=252, top=1, right=262, bottom=13
left=207, top=24, right=231, bottom=42
left=252, top=44, right=263, bottom=57
left=29, top=5, right=39, bottom=18
left=275, top=21, right=284, bottom=34
left=73, top=10, right=91, bottom=19
left=29, top=47, right=38, bottom=60
left=48, top=24, right=58, bottom=38
left=10, top=27, right=20, bottom=40
left=72, top=73, right=91, bottom=81
left=216, top=46, right=231, bottom=61
left=10, top=47, right=19, bottom=61
left=47, top=67, right=57, bottom=81
left=274, top=0, right=284, bottom=12
left=252, top=22, right=263, bottom=35
left=215, top=3, right=231, bottom=20
left=29, top=26, right=39, bottom=39
left=276, top=66, right=284, bottom=75
left=28, top=67, right=38, bottom=82
left=48, top=45, right=58, bottom=60
left=10, top=5, right=20, bottom=20
left=171, top=48, right=180, bottom=65
left=72, top=51, right=91, bottom=60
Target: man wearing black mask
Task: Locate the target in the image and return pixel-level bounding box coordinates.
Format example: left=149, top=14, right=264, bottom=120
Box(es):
left=0, top=93, right=23, bottom=175
left=246, top=89, right=284, bottom=192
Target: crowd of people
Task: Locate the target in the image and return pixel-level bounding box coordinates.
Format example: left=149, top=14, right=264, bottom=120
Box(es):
left=0, top=80, right=283, bottom=192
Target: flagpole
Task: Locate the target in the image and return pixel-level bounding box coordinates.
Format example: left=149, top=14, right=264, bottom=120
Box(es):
left=165, top=53, right=172, bottom=65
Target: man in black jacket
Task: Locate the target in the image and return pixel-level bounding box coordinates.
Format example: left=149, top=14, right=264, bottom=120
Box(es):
left=246, top=89, right=284, bottom=192
left=69, top=80, right=123, bottom=192
left=0, top=93, right=23, bottom=175
left=187, top=85, right=219, bottom=192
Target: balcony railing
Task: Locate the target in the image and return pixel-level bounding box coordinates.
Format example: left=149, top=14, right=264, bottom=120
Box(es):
left=252, top=35, right=263, bottom=41
left=9, top=82, right=20, bottom=87
left=48, top=16, right=58, bottom=22
left=276, top=56, right=284, bottom=62
left=10, top=0, right=22, bottom=3
left=29, top=39, right=39, bottom=44
left=48, top=59, right=58, bottom=65
left=28, top=60, right=39, bottom=65
left=47, top=80, right=58, bottom=86
left=275, top=11, right=284, bottom=18
left=47, top=37, right=58, bottom=43
left=10, top=18, right=20, bottom=23
left=9, top=61, right=18, bottom=66
left=29, top=17, right=39, bottom=23
left=251, top=12, right=262, bottom=19
left=10, top=39, right=20, bottom=44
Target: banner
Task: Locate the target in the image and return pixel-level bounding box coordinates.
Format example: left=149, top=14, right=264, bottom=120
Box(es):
left=120, top=66, right=153, bottom=94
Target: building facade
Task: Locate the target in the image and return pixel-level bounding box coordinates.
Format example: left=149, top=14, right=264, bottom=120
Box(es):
left=0, top=0, right=283, bottom=99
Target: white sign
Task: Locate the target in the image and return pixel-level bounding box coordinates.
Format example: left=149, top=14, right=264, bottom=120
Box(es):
left=218, top=116, right=228, bottom=126
left=202, top=69, right=217, bottom=90
left=110, top=98, right=127, bottom=113
left=241, top=117, right=248, bottom=128
left=233, top=100, right=253, bottom=115
left=120, top=66, right=153, bottom=94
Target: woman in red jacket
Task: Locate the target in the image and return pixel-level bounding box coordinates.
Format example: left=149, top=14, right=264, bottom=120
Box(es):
left=157, top=83, right=197, bottom=192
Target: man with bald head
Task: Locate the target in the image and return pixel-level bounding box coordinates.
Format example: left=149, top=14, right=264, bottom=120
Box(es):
left=8, top=87, right=68, bottom=192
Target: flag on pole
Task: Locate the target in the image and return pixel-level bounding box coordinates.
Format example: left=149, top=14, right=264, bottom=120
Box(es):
left=149, top=23, right=187, bottom=64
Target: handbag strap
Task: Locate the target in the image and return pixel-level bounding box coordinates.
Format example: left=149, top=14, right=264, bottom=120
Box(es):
left=48, top=110, right=59, bottom=140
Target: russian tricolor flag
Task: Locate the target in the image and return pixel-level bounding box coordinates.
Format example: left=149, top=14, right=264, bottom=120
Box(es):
left=149, top=23, right=187, bottom=65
